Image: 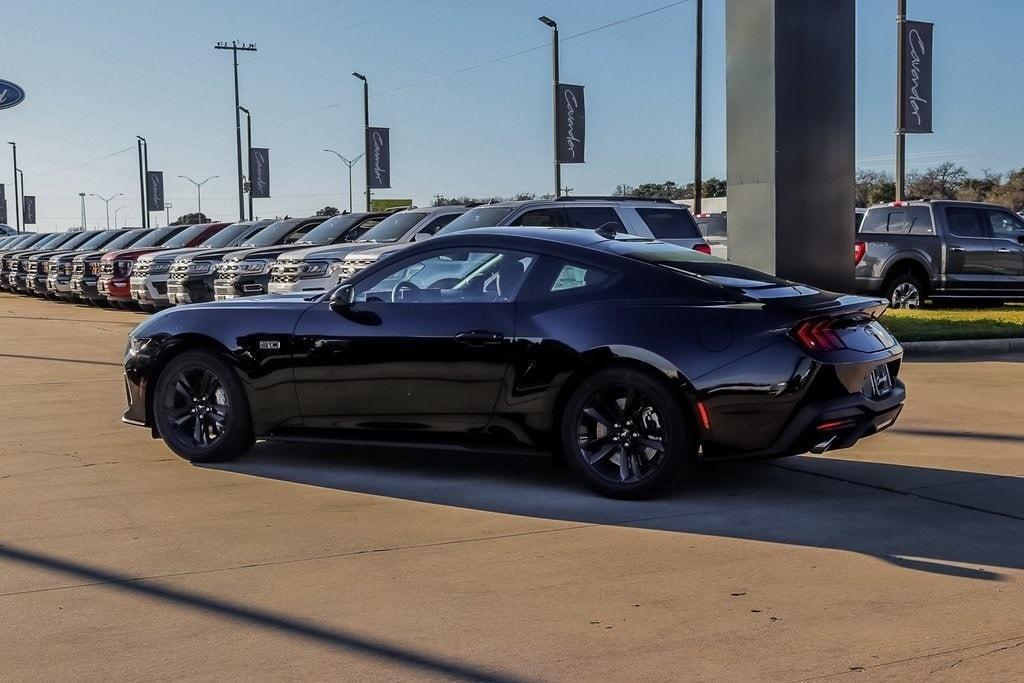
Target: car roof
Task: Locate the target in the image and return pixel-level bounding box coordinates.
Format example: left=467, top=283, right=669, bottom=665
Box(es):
left=427, top=226, right=657, bottom=254
left=470, top=196, right=683, bottom=209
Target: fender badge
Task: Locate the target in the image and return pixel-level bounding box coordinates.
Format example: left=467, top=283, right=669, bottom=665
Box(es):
left=258, top=340, right=281, bottom=350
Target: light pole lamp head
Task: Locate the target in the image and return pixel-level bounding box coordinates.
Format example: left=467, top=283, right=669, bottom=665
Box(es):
left=352, top=72, right=366, bottom=82
left=238, top=106, right=250, bottom=115
left=538, top=15, right=557, bottom=29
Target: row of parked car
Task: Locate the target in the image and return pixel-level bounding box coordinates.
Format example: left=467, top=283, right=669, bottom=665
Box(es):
left=0, top=197, right=711, bottom=310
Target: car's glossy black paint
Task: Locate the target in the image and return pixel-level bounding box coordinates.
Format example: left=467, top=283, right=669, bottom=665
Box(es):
left=124, top=229, right=905, bottom=460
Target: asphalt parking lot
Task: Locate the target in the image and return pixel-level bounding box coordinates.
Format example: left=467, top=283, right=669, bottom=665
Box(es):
left=1, top=293, right=1023, bottom=680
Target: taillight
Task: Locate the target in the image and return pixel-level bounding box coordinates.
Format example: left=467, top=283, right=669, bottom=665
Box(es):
left=693, top=243, right=712, bottom=255
left=854, top=241, right=866, bottom=265
left=794, top=319, right=847, bottom=352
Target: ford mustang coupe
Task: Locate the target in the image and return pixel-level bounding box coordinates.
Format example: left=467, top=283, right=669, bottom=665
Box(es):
left=123, top=228, right=905, bottom=498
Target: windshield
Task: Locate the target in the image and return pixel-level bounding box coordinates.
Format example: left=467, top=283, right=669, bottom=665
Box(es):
left=40, top=233, right=77, bottom=249
left=131, top=226, right=181, bottom=248
left=15, top=234, right=53, bottom=248
left=103, top=229, right=148, bottom=251
left=161, top=225, right=210, bottom=248
left=78, top=230, right=118, bottom=250
left=437, top=206, right=514, bottom=235
left=200, top=223, right=249, bottom=248
left=295, top=214, right=364, bottom=244
left=357, top=212, right=429, bottom=243
left=58, top=232, right=100, bottom=250
left=240, top=220, right=297, bottom=247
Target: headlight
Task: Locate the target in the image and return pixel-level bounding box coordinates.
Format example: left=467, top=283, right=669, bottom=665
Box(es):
left=125, top=335, right=152, bottom=357
left=149, top=262, right=171, bottom=274
left=300, top=260, right=333, bottom=277
left=114, top=260, right=134, bottom=277
left=326, top=261, right=347, bottom=279
left=188, top=262, right=212, bottom=275
left=239, top=259, right=269, bottom=273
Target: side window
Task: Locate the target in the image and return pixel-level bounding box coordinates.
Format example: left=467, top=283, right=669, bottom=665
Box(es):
left=945, top=208, right=988, bottom=239
left=354, top=248, right=536, bottom=304
left=416, top=213, right=459, bottom=237
left=550, top=263, right=610, bottom=292
left=858, top=210, right=888, bottom=234
left=346, top=217, right=384, bottom=241
left=635, top=207, right=702, bottom=239
left=511, top=208, right=565, bottom=227
left=562, top=207, right=627, bottom=233
left=986, top=210, right=1024, bottom=238
left=886, top=211, right=907, bottom=234
left=907, top=207, right=935, bottom=235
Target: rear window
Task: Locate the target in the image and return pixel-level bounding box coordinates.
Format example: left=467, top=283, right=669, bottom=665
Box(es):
left=624, top=243, right=793, bottom=289
left=636, top=208, right=701, bottom=239
left=859, top=209, right=887, bottom=234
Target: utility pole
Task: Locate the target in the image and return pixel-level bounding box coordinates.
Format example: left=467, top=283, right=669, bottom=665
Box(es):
left=136, top=136, right=148, bottom=229
left=7, top=142, right=19, bottom=231
left=538, top=16, right=561, bottom=197
left=165, top=201, right=173, bottom=226
left=239, top=106, right=253, bottom=220
left=215, top=40, right=258, bottom=221
left=352, top=72, right=371, bottom=211
left=895, top=0, right=907, bottom=201
left=324, top=149, right=364, bottom=213
left=90, top=193, right=124, bottom=229
left=693, top=0, right=704, bottom=215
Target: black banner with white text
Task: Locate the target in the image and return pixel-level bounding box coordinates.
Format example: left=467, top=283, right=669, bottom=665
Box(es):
left=23, top=196, right=35, bottom=225
left=901, top=21, right=933, bottom=134
left=366, top=127, right=391, bottom=189
left=146, top=171, right=165, bottom=212
left=249, top=148, right=271, bottom=198
left=556, top=83, right=586, bottom=163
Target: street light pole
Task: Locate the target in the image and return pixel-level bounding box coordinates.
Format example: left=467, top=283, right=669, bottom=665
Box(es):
left=538, top=16, right=560, bottom=197
left=79, top=192, right=87, bottom=229
left=215, top=41, right=258, bottom=221
left=136, top=136, right=147, bottom=229
left=114, top=205, right=127, bottom=228
left=238, top=106, right=253, bottom=220
left=7, top=142, right=19, bottom=232
left=352, top=72, right=371, bottom=212
left=895, top=0, right=907, bottom=201
left=17, top=169, right=24, bottom=229
left=324, top=149, right=364, bottom=213
left=90, top=193, right=125, bottom=229
left=178, top=175, right=218, bottom=218
left=693, top=0, right=704, bottom=215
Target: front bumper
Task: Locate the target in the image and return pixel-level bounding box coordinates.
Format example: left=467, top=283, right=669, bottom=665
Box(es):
left=130, top=275, right=171, bottom=306
left=97, top=274, right=132, bottom=302
left=214, top=275, right=269, bottom=300
left=167, top=275, right=215, bottom=305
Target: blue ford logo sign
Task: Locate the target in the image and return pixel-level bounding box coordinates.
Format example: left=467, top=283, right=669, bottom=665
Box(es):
left=0, top=80, right=26, bottom=111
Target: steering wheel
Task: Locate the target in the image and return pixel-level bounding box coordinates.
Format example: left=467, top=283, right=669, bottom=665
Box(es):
left=391, top=279, right=420, bottom=302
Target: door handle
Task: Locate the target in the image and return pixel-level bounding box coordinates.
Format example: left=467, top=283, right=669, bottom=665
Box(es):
left=949, top=246, right=965, bottom=253
left=455, top=330, right=504, bottom=345
left=996, top=248, right=1013, bottom=253
left=313, top=338, right=348, bottom=350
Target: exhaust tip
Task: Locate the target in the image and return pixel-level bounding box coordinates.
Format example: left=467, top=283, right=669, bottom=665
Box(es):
left=810, top=436, right=838, bottom=455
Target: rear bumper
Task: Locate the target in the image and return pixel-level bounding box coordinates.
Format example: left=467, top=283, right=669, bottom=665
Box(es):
left=704, top=380, right=906, bottom=460
left=855, top=276, right=885, bottom=294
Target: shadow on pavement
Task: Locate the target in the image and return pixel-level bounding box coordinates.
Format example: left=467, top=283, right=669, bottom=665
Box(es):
left=0, top=543, right=521, bottom=683
left=209, top=441, right=1024, bottom=582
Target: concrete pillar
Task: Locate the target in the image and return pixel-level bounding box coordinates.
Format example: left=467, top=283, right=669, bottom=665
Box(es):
left=726, top=0, right=856, bottom=292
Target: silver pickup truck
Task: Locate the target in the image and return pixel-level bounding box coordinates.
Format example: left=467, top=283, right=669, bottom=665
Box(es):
left=855, top=200, right=1024, bottom=307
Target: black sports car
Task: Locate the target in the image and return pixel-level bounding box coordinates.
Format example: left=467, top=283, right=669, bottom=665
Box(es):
left=123, top=227, right=905, bottom=498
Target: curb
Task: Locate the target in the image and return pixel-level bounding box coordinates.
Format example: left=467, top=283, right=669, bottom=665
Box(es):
left=902, top=337, right=1024, bottom=360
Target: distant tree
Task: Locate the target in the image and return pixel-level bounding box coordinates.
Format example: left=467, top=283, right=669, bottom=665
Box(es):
left=701, top=178, right=727, bottom=198
left=174, top=212, right=210, bottom=225
left=906, top=161, right=969, bottom=200
left=856, top=169, right=892, bottom=207
left=615, top=179, right=725, bottom=200
left=315, top=206, right=340, bottom=217
left=984, top=168, right=1024, bottom=211
left=957, top=170, right=1002, bottom=202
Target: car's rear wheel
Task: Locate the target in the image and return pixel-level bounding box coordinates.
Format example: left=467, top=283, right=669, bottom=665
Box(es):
left=883, top=273, right=924, bottom=309
left=152, top=351, right=253, bottom=463
left=561, top=368, right=696, bottom=499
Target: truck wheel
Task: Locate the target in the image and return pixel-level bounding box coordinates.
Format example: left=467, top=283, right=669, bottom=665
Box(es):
left=884, top=274, right=924, bottom=309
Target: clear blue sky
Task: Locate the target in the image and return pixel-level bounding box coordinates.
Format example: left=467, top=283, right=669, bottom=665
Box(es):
left=3, top=0, right=1023, bottom=229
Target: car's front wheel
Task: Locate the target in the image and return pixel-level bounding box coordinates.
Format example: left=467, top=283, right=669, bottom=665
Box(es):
left=561, top=368, right=697, bottom=499
left=152, top=350, right=253, bottom=463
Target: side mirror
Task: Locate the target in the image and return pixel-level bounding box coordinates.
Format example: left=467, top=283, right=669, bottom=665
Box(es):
left=329, top=283, right=355, bottom=312
left=412, top=231, right=431, bottom=242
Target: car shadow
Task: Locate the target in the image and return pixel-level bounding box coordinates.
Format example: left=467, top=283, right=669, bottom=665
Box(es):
left=207, top=441, right=1024, bottom=582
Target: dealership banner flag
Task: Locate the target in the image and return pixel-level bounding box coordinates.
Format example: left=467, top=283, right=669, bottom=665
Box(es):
left=23, top=195, right=35, bottom=224
left=556, top=83, right=586, bottom=163
left=901, top=21, right=933, bottom=134
left=249, top=148, right=270, bottom=198
left=146, top=171, right=165, bottom=212
left=366, top=127, right=391, bottom=189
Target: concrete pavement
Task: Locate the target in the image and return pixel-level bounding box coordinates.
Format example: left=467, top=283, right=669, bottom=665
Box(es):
left=1, top=292, right=1023, bottom=680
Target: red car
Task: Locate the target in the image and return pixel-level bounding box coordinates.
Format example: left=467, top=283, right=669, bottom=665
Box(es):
left=97, top=223, right=227, bottom=309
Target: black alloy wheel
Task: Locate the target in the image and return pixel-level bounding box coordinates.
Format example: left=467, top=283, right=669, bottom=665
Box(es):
left=153, top=351, right=253, bottom=463
left=562, top=368, right=696, bottom=499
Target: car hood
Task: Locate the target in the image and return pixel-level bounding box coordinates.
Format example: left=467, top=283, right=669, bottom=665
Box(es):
left=101, top=247, right=168, bottom=262
left=141, top=246, right=211, bottom=264
left=221, top=245, right=320, bottom=262
left=72, top=250, right=109, bottom=262
left=178, top=247, right=251, bottom=264
left=278, top=242, right=385, bottom=262
left=345, top=243, right=406, bottom=260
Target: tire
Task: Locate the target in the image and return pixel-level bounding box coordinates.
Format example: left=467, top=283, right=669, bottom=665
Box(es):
left=883, top=273, right=925, bottom=309
left=152, top=350, right=254, bottom=463
left=560, top=368, right=697, bottom=499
